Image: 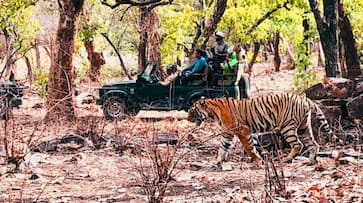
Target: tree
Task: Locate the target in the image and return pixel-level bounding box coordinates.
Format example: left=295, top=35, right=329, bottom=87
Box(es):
left=308, top=0, right=339, bottom=77
left=338, top=1, right=361, bottom=79
left=102, top=0, right=173, bottom=73
left=78, top=0, right=107, bottom=82
left=46, top=0, right=85, bottom=121
left=0, top=0, right=39, bottom=80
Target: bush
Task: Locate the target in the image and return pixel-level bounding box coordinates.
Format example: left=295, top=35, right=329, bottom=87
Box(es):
left=293, top=45, right=319, bottom=94
left=34, top=69, right=49, bottom=98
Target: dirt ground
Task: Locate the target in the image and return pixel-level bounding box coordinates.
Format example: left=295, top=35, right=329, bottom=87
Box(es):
left=1, top=63, right=363, bottom=202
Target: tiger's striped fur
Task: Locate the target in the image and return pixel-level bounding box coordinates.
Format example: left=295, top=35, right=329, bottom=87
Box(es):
left=187, top=93, right=335, bottom=165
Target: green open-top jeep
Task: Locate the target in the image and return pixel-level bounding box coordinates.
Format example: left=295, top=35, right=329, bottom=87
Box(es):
left=96, top=61, right=250, bottom=120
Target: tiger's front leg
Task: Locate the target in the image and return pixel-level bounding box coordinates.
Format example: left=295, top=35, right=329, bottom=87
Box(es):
left=215, top=132, right=234, bottom=166
left=234, top=126, right=262, bottom=165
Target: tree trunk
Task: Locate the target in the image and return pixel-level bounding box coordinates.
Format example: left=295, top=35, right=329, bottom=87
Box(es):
left=338, top=2, right=362, bottom=79
left=23, top=56, right=33, bottom=85
left=308, top=0, right=340, bottom=77
left=247, top=42, right=260, bottom=74
left=84, top=40, right=105, bottom=82
left=283, top=38, right=295, bottom=70
left=273, top=32, right=281, bottom=72
left=317, top=40, right=324, bottom=67
left=202, top=0, right=228, bottom=45
left=46, top=0, right=84, bottom=122
left=146, top=10, right=162, bottom=74
left=138, top=6, right=148, bottom=73
left=35, top=39, right=41, bottom=69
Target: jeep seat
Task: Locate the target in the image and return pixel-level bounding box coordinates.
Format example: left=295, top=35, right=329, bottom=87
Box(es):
left=216, top=72, right=236, bottom=86
left=186, top=64, right=209, bottom=86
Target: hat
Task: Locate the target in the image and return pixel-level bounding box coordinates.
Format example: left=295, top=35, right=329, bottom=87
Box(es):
left=215, top=31, right=224, bottom=38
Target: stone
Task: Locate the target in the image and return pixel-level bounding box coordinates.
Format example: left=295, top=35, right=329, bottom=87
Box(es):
left=305, top=83, right=330, bottom=100
left=153, top=132, right=178, bottom=145
left=324, top=77, right=355, bottom=99
left=347, top=94, right=363, bottom=118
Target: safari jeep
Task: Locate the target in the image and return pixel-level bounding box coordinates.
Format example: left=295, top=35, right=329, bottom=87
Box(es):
left=96, top=61, right=250, bottom=120
left=0, top=81, right=24, bottom=120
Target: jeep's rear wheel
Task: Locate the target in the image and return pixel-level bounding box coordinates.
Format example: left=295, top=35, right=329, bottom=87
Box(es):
left=103, top=96, right=128, bottom=121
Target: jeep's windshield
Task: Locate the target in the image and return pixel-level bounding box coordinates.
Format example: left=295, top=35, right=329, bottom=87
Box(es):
left=140, top=63, right=154, bottom=82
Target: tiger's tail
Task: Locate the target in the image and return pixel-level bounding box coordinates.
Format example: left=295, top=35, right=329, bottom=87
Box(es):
left=313, top=104, right=341, bottom=144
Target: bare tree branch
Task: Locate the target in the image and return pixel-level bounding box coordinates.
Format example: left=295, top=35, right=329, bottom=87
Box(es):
left=101, top=33, right=133, bottom=80
left=245, top=0, right=290, bottom=36
left=101, top=0, right=162, bottom=9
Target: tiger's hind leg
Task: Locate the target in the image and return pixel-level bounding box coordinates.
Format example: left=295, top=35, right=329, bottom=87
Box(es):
left=298, top=112, right=320, bottom=165
left=216, top=132, right=234, bottom=166
left=280, top=125, right=303, bottom=163
left=235, top=126, right=262, bottom=165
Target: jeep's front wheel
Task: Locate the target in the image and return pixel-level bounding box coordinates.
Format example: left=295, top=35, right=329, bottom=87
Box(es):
left=103, top=96, right=129, bottom=121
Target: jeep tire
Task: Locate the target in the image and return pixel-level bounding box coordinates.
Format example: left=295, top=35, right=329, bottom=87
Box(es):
left=103, top=96, right=128, bottom=121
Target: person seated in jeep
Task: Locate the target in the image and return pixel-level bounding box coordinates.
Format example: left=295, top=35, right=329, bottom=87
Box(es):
left=180, top=48, right=207, bottom=84
left=159, top=64, right=179, bottom=86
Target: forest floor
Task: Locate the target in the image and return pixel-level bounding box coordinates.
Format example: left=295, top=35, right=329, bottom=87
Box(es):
left=1, top=62, right=363, bottom=202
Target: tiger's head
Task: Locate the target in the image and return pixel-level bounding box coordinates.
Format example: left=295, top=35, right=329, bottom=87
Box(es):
left=187, top=99, right=211, bottom=126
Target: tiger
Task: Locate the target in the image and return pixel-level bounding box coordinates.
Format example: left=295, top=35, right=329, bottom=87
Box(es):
left=187, top=93, right=337, bottom=165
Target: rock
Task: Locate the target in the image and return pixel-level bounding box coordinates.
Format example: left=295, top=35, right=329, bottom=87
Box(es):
left=323, top=77, right=355, bottom=99
left=153, top=132, right=178, bottom=145
left=353, top=81, right=363, bottom=96
left=0, top=145, right=6, bottom=157
left=317, top=104, right=343, bottom=120
left=347, top=94, right=363, bottom=118
left=32, top=103, right=43, bottom=109
left=24, top=153, right=48, bottom=167
left=222, top=163, right=233, bottom=171
left=189, top=162, right=203, bottom=171
left=338, top=157, right=358, bottom=165
left=75, top=92, right=96, bottom=106
left=29, top=173, right=40, bottom=180
left=305, top=83, right=330, bottom=100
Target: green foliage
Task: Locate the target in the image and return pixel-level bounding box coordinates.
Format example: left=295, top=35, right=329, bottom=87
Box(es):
left=293, top=44, right=318, bottom=95
left=0, top=0, right=39, bottom=56
left=100, top=64, right=130, bottom=79
left=75, top=58, right=90, bottom=79
left=34, top=69, right=49, bottom=98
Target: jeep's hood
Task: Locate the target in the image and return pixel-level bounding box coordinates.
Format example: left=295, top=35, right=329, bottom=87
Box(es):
left=102, top=80, right=136, bottom=88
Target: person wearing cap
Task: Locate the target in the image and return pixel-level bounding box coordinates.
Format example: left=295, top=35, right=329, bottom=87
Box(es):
left=210, top=31, right=229, bottom=85
left=180, top=48, right=207, bottom=84
left=213, top=31, right=229, bottom=61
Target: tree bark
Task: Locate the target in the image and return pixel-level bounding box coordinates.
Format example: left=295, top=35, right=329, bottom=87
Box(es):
left=202, top=0, right=228, bottom=45
left=282, top=37, right=295, bottom=70
left=247, top=42, right=260, bottom=74
left=35, top=39, right=41, bottom=69
left=308, top=0, right=339, bottom=77
left=273, top=32, right=281, bottom=72
left=338, top=2, right=362, bottom=79
left=23, top=56, right=33, bottom=85
left=138, top=6, right=148, bottom=73
left=46, top=0, right=84, bottom=122
left=146, top=10, right=162, bottom=73
left=245, top=0, right=289, bottom=36
left=84, top=40, right=105, bottom=82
